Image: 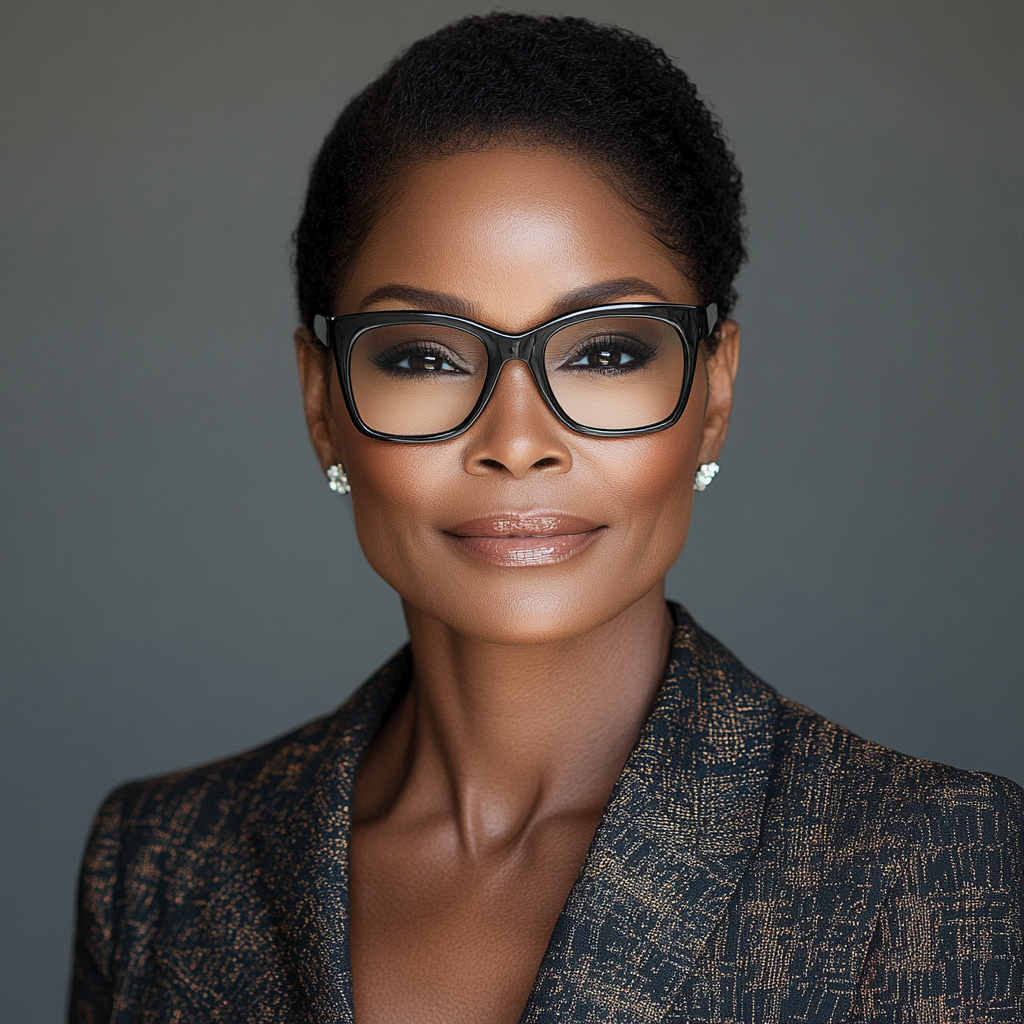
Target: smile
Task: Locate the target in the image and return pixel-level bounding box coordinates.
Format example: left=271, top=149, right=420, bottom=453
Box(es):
left=444, top=513, right=606, bottom=567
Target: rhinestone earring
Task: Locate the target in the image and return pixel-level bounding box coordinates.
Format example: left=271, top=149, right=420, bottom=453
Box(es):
left=326, top=464, right=351, bottom=495
left=693, top=462, right=720, bottom=491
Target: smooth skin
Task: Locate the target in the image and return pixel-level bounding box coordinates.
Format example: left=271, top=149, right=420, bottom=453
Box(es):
left=295, top=144, right=740, bottom=1024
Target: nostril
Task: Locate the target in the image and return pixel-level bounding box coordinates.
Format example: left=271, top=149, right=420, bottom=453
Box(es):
left=479, top=458, right=506, bottom=471
left=532, top=457, right=561, bottom=470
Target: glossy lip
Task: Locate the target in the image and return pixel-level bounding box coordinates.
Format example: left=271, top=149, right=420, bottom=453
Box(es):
left=444, top=512, right=606, bottom=568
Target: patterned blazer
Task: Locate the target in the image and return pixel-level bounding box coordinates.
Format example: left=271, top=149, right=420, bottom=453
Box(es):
left=71, top=605, right=1023, bottom=1023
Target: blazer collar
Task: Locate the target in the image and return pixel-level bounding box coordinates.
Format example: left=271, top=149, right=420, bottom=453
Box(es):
left=520, top=605, right=779, bottom=1023
left=253, top=605, right=778, bottom=1024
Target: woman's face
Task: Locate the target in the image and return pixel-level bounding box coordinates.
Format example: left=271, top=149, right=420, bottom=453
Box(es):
left=296, top=145, right=739, bottom=645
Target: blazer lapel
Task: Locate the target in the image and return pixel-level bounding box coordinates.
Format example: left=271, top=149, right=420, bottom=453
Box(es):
left=522, top=607, right=779, bottom=1024
left=253, top=649, right=409, bottom=1023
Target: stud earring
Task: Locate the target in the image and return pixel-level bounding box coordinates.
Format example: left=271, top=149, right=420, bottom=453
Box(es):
left=326, top=464, right=350, bottom=495
left=693, top=462, right=720, bottom=491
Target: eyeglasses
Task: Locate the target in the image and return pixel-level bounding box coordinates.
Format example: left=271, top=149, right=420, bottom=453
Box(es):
left=313, top=302, right=717, bottom=443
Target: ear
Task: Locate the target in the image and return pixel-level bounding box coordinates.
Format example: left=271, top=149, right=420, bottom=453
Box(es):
left=294, top=326, right=343, bottom=472
left=697, top=318, right=740, bottom=465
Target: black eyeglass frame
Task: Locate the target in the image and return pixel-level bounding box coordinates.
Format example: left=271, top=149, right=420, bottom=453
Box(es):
left=312, top=302, right=718, bottom=443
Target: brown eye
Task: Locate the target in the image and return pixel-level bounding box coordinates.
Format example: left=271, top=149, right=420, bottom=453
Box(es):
left=574, top=347, right=633, bottom=368
left=372, top=346, right=466, bottom=374
left=562, top=335, right=650, bottom=372
left=407, top=353, right=451, bottom=372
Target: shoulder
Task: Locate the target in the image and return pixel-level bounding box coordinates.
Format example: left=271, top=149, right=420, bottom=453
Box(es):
left=73, top=649, right=408, bottom=996
left=72, top=707, right=351, bottom=1011
left=84, top=645, right=409, bottom=870
left=759, top=705, right=1024, bottom=1018
left=80, top=705, right=342, bottom=910
left=767, top=694, right=1023, bottom=863
left=674, top=607, right=1022, bottom=849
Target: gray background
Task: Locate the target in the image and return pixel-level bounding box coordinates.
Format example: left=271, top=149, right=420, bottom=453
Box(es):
left=2, top=0, right=1021, bottom=1017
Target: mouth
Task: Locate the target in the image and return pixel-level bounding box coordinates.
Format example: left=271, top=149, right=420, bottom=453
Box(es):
left=444, top=512, right=606, bottom=568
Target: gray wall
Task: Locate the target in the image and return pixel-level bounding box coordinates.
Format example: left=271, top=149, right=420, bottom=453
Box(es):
left=2, top=1, right=1021, bottom=1017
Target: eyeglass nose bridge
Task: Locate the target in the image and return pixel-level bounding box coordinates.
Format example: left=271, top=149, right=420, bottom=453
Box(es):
left=477, top=332, right=551, bottom=419
left=492, top=330, right=538, bottom=363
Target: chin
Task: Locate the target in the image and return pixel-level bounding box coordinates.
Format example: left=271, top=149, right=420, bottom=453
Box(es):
left=416, top=574, right=652, bottom=647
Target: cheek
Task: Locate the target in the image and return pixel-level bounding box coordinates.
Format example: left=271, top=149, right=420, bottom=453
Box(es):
left=599, top=428, right=699, bottom=578
left=341, top=437, right=453, bottom=584
left=594, top=381, right=704, bottom=537
left=603, top=426, right=697, bottom=508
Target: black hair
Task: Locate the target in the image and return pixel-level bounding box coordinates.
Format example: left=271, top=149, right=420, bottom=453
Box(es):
left=294, top=13, right=745, bottom=347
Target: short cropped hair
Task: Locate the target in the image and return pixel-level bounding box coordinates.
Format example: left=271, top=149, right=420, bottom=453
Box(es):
left=294, top=13, right=745, bottom=346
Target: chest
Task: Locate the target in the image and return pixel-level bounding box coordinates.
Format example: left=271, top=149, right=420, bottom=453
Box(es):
left=347, top=814, right=599, bottom=1024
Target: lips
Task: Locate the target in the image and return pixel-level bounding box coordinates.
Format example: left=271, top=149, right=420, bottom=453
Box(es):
left=444, top=512, right=605, bottom=567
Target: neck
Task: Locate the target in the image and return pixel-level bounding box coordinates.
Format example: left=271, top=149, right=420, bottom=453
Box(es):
left=354, top=585, right=673, bottom=852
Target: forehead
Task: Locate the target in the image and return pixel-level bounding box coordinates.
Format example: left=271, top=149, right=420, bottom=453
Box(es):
left=337, top=145, right=696, bottom=330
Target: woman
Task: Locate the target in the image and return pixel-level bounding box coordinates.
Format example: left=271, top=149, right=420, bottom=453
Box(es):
left=71, top=14, right=1022, bottom=1023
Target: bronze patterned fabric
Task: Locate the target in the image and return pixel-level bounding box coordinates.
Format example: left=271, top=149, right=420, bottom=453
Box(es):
left=70, top=605, right=1023, bottom=1022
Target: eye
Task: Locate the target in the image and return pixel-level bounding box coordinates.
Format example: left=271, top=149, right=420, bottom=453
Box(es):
left=561, top=335, right=653, bottom=372
left=569, top=346, right=633, bottom=368
left=373, top=344, right=469, bottom=375
left=395, top=351, right=458, bottom=372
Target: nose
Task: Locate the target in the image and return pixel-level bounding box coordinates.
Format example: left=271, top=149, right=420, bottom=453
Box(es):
left=461, top=361, right=573, bottom=479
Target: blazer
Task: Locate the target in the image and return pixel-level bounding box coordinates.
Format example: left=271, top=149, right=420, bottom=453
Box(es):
left=71, top=605, right=1023, bottom=1023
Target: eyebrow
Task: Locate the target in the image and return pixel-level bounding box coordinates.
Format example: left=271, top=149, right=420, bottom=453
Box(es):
left=547, top=278, right=671, bottom=317
left=358, top=285, right=477, bottom=317
left=356, top=277, right=672, bottom=321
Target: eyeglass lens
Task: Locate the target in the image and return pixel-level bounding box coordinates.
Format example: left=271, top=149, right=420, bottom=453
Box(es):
left=347, top=316, right=687, bottom=436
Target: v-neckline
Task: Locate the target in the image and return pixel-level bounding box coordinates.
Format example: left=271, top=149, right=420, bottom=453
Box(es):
left=256, top=604, right=778, bottom=1023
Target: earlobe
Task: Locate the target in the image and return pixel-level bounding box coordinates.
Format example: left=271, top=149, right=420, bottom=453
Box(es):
left=294, top=326, right=341, bottom=472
